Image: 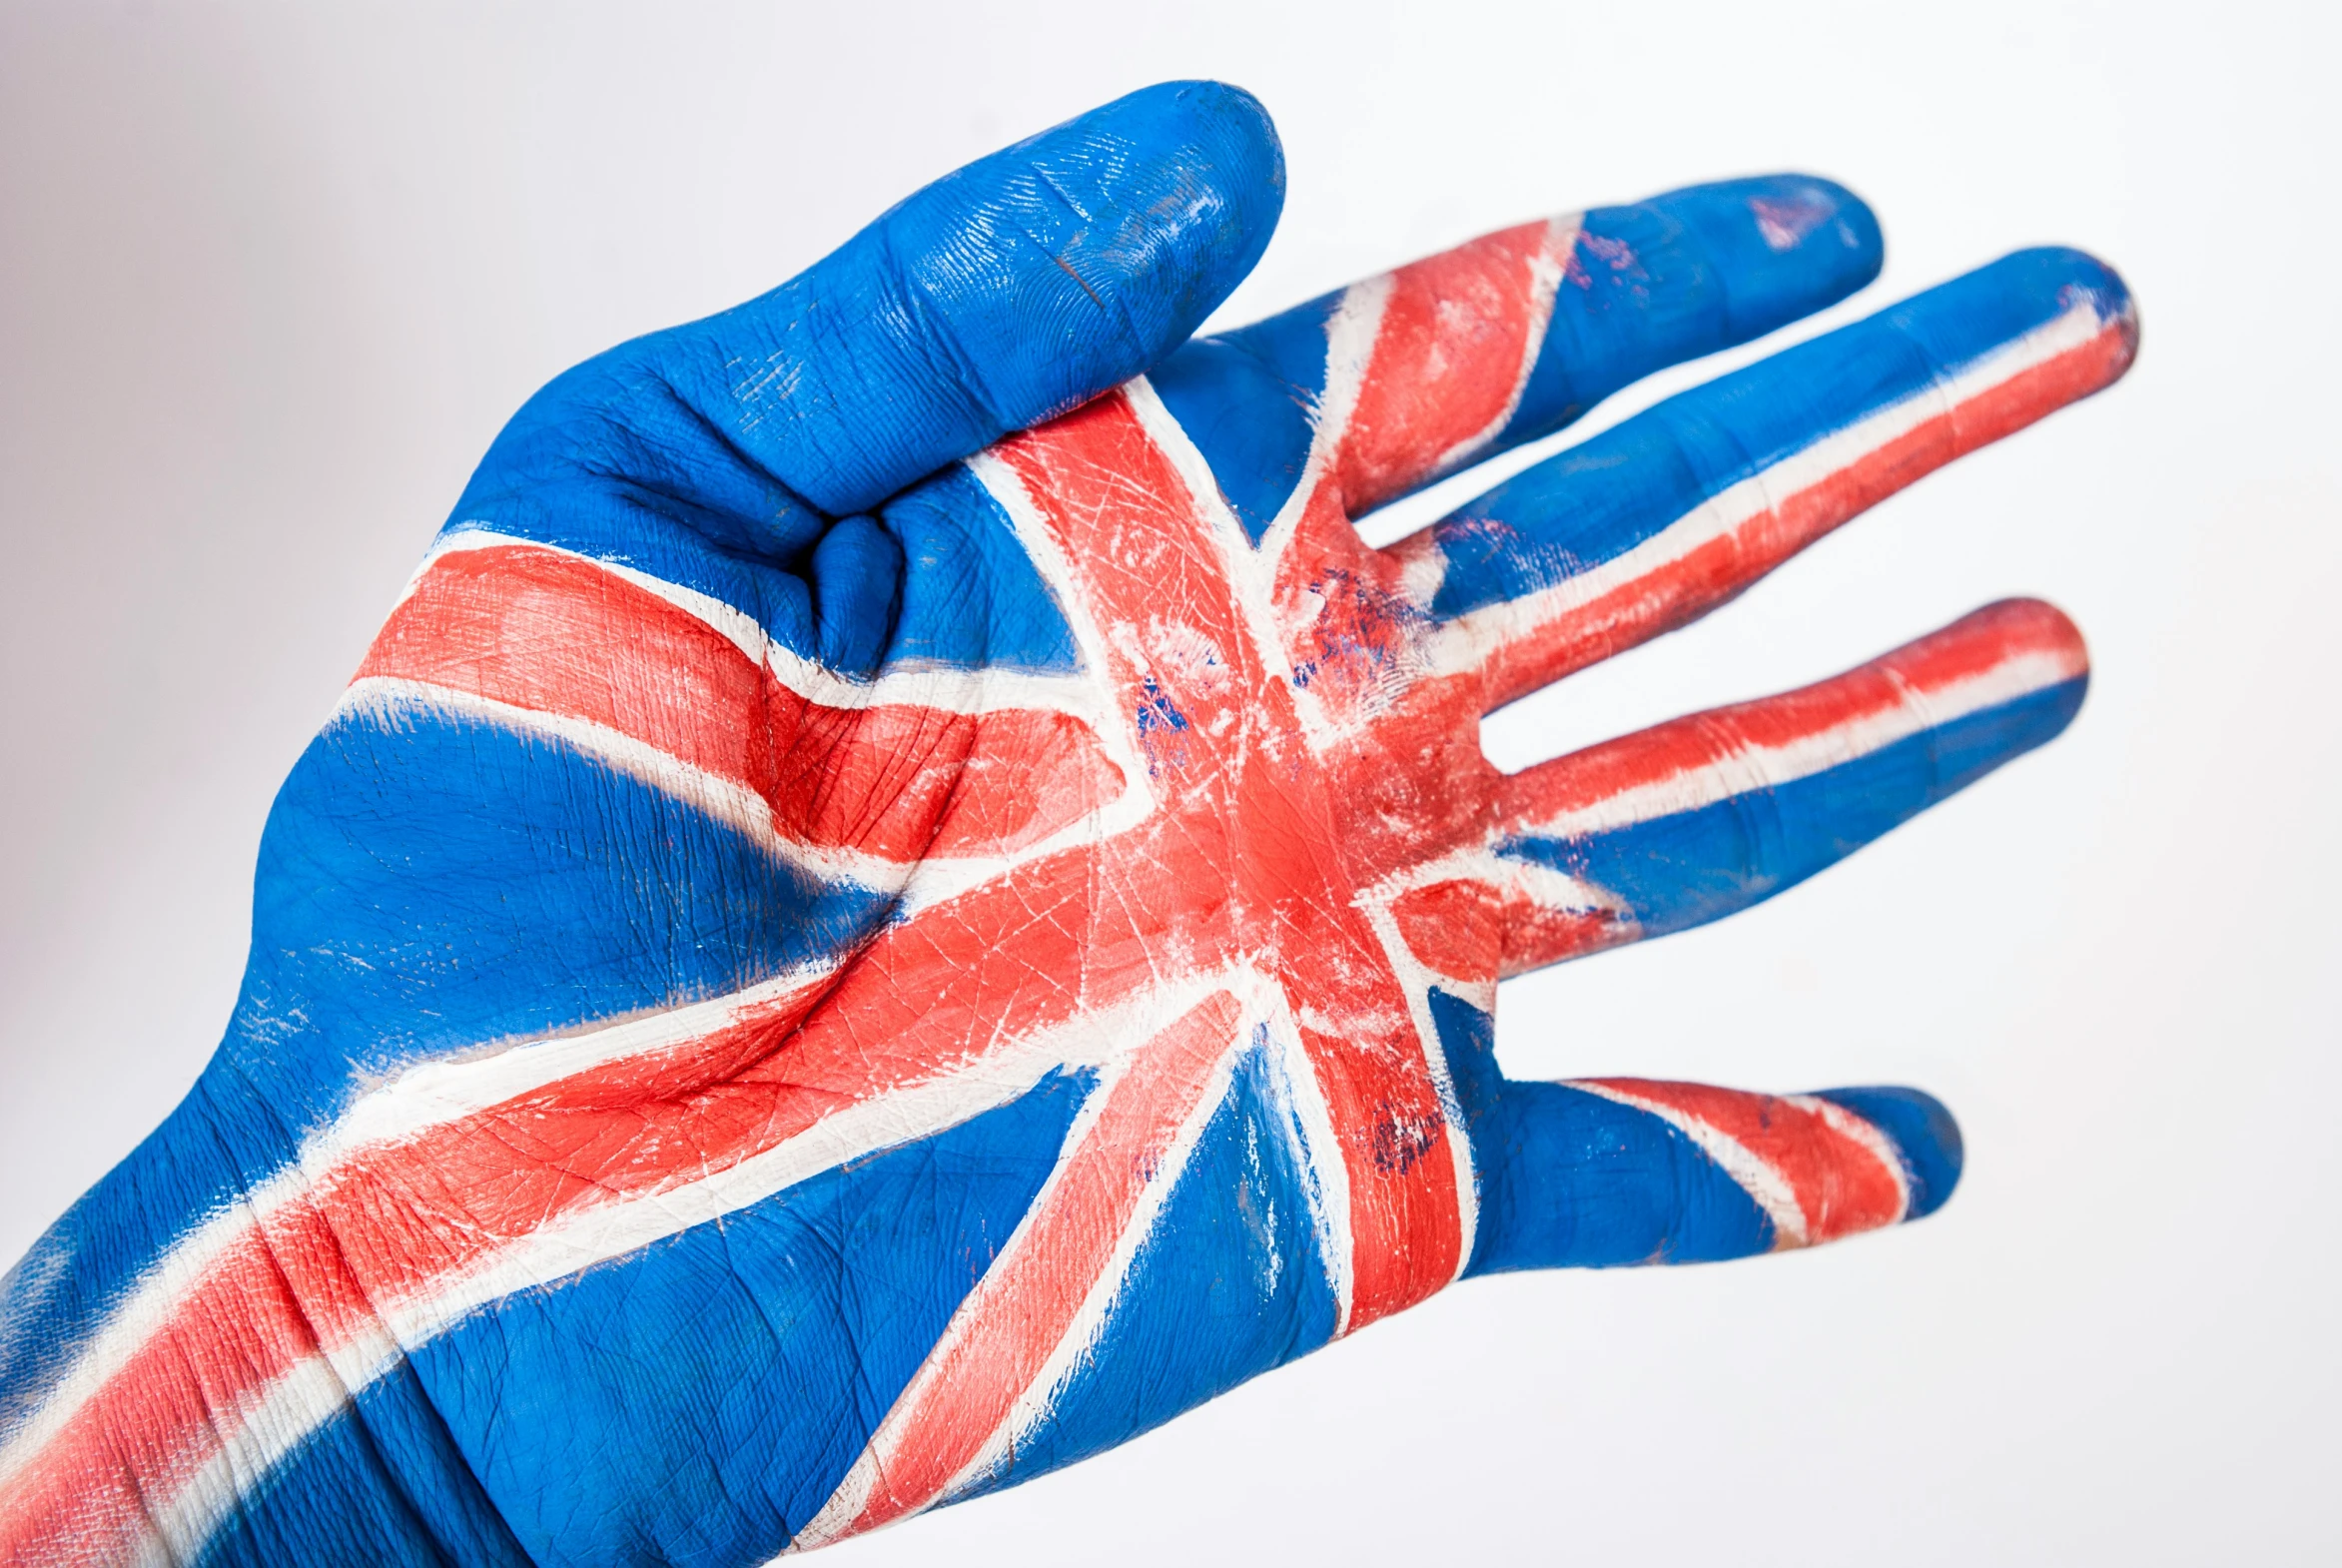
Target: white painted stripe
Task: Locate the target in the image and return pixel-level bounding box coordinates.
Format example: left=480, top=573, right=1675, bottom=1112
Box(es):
left=937, top=1008, right=1247, bottom=1499
left=0, top=1185, right=287, bottom=1499
left=1515, top=645, right=2084, bottom=841
left=4, top=462, right=1186, bottom=1547
left=382, top=1032, right=1083, bottom=1349
left=1566, top=1082, right=1810, bottom=1247
left=1424, top=302, right=2117, bottom=677
left=0, top=958, right=834, bottom=1504
left=1358, top=842, right=1620, bottom=917
left=966, top=450, right=1162, bottom=852
left=122, top=1310, right=402, bottom=1568
left=1249, top=985, right=1358, bottom=1336
left=1126, top=356, right=1428, bottom=756
left=1121, top=375, right=1300, bottom=692
left=788, top=1050, right=1140, bottom=1553
left=1006, top=385, right=1448, bottom=1317
left=364, top=970, right=1248, bottom=1351
left=65, top=1009, right=1124, bottom=1568
left=318, top=965, right=839, bottom=1158
left=342, top=675, right=903, bottom=889
left=0, top=1182, right=404, bottom=1567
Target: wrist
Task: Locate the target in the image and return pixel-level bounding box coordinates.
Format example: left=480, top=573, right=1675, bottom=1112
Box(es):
left=0, top=1072, right=524, bottom=1566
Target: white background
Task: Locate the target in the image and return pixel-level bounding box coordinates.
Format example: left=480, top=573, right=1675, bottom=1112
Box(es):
left=2, top=3, right=2335, bottom=1563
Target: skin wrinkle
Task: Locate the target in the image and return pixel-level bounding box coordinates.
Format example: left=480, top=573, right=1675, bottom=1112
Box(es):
left=1028, top=150, right=1108, bottom=226
left=726, top=298, right=826, bottom=441
left=786, top=296, right=925, bottom=501
left=877, top=220, right=1014, bottom=440
left=725, top=328, right=806, bottom=425
left=223, top=1200, right=464, bottom=1561
left=625, top=378, right=825, bottom=561
left=1907, top=317, right=1973, bottom=455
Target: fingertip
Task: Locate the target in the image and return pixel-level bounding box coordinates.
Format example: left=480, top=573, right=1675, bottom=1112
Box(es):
left=1816, top=1086, right=1964, bottom=1219
left=1967, top=598, right=2091, bottom=740
left=1155, top=78, right=1286, bottom=205
left=1966, top=595, right=2090, bottom=677
left=1888, top=245, right=2138, bottom=408
left=2028, top=603, right=2092, bottom=726
left=1122, top=77, right=1283, bottom=169
left=1167, top=80, right=1289, bottom=318
left=2000, top=245, right=2135, bottom=321
left=1885, top=598, right=2091, bottom=757
left=1995, top=245, right=2140, bottom=373
left=807, top=515, right=904, bottom=678
left=1752, top=174, right=1886, bottom=275
left=1066, top=79, right=1287, bottom=340
left=1647, top=173, right=1886, bottom=341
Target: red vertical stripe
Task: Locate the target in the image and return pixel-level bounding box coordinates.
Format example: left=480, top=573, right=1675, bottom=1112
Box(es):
left=996, top=393, right=1468, bottom=1325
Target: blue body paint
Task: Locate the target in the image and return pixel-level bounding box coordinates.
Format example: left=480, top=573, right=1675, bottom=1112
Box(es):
left=959, top=1039, right=1342, bottom=1496
left=1500, top=680, right=2089, bottom=940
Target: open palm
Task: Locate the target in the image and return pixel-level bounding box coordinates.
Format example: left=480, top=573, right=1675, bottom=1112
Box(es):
left=0, top=81, right=2133, bottom=1567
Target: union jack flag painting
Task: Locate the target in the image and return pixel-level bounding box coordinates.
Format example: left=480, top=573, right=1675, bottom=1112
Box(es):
left=0, top=82, right=2133, bottom=1568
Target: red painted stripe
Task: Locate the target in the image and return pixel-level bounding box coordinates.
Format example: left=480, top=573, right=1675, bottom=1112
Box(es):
left=1379, top=608, right=2075, bottom=981
left=1387, top=877, right=1633, bottom=981
left=1388, top=879, right=1497, bottom=980
left=3, top=825, right=1226, bottom=1555
left=0, top=1197, right=380, bottom=1565
left=360, top=545, right=1124, bottom=861
left=1336, top=221, right=1554, bottom=514
left=1498, top=898, right=1632, bottom=978
left=998, top=392, right=1467, bottom=1325
left=1497, top=597, right=2083, bottom=833
left=844, top=990, right=1244, bottom=1535
left=1482, top=322, right=2132, bottom=707
left=1267, top=483, right=1435, bottom=745
left=1582, top=1079, right=1907, bottom=1242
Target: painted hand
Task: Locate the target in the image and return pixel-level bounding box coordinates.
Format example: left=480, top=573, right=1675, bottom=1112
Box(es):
left=0, top=81, right=2134, bottom=1567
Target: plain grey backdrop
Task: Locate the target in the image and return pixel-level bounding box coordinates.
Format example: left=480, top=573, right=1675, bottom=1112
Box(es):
left=3, top=2, right=2336, bottom=1563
